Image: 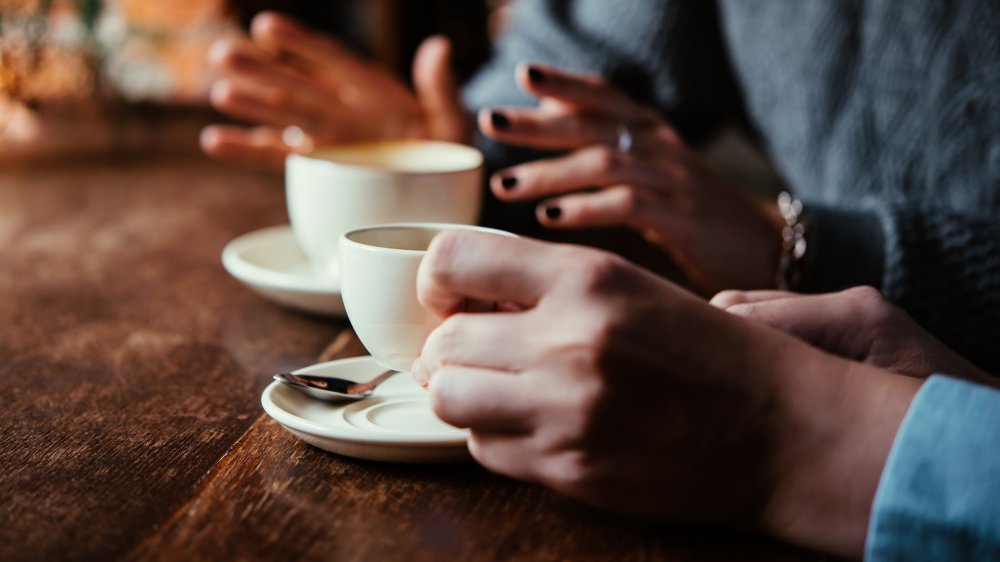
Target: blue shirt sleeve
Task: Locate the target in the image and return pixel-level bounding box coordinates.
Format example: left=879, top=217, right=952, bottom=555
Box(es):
left=865, top=375, right=1000, bottom=561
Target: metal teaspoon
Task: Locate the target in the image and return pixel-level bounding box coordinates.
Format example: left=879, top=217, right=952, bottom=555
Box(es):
left=273, top=369, right=396, bottom=402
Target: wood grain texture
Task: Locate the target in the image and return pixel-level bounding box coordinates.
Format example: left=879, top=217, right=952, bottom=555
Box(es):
left=0, top=153, right=342, bottom=562
left=130, top=402, right=824, bottom=562
left=129, top=340, right=825, bottom=562
left=0, top=153, right=827, bottom=561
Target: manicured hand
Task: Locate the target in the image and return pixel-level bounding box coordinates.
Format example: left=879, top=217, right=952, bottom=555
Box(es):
left=480, top=64, right=785, bottom=294
left=200, top=12, right=470, bottom=171
left=711, top=286, right=993, bottom=383
left=413, top=230, right=921, bottom=559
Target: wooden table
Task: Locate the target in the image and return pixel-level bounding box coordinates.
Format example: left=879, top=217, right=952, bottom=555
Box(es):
left=0, top=152, right=827, bottom=561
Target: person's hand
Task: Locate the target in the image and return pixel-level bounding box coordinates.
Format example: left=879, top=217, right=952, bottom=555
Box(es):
left=478, top=64, right=785, bottom=294
left=200, top=12, right=470, bottom=171
left=711, top=286, right=993, bottom=383
left=413, top=231, right=922, bottom=559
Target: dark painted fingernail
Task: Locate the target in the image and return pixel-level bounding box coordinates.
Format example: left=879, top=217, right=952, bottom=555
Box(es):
left=527, top=66, right=546, bottom=84
left=491, top=111, right=510, bottom=130
left=544, top=206, right=562, bottom=219
left=500, top=176, right=517, bottom=190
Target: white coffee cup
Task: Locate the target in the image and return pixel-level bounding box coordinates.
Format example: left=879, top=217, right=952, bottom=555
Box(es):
left=286, top=140, right=483, bottom=279
left=339, top=223, right=515, bottom=372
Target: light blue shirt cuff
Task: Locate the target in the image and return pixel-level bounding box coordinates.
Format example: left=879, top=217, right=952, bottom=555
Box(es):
left=865, top=375, right=1000, bottom=561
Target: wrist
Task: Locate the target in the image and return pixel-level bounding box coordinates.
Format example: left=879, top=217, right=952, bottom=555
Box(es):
left=761, top=352, right=923, bottom=558
left=750, top=195, right=786, bottom=289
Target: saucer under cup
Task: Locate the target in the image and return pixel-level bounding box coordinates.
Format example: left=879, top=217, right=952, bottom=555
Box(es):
left=221, top=225, right=345, bottom=316
left=261, top=355, right=470, bottom=463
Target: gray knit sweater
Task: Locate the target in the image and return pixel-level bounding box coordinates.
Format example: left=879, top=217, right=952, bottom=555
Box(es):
left=463, top=0, right=1000, bottom=373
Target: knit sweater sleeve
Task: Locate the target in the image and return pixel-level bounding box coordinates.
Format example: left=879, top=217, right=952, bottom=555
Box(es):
left=803, top=204, right=1000, bottom=374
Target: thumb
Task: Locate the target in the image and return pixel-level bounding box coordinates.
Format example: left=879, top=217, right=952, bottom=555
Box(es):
left=412, top=35, right=470, bottom=143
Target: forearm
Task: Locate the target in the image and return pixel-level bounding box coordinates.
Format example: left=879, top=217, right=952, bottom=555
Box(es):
left=649, top=302, right=916, bottom=556
left=759, top=348, right=922, bottom=559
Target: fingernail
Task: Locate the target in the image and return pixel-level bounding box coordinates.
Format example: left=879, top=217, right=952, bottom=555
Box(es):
left=500, top=175, right=517, bottom=190
left=545, top=205, right=562, bottom=219
left=527, top=66, right=545, bottom=84
left=411, top=359, right=428, bottom=388
left=491, top=111, right=510, bottom=130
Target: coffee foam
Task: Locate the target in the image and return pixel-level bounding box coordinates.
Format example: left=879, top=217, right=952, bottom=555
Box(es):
left=310, top=140, right=482, bottom=173
left=346, top=226, right=441, bottom=252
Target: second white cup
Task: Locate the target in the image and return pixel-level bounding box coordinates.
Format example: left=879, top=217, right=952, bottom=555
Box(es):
left=287, top=140, right=483, bottom=279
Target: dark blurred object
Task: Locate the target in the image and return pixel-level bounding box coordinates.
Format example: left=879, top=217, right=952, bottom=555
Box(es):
left=225, top=0, right=370, bottom=55
left=394, top=0, right=490, bottom=81
left=225, top=0, right=491, bottom=82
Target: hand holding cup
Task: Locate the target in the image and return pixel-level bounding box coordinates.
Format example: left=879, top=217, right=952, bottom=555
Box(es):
left=339, top=223, right=515, bottom=372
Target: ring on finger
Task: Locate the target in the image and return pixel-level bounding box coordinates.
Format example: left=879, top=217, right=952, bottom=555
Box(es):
left=282, top=125, right=316, bottom=152
left=616, top=124, right=634, bottom=153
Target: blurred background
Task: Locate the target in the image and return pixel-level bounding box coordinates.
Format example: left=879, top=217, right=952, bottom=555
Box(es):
left=0, top=0, right=509, bottom=161
left=0, top=0, right=779, bottom=193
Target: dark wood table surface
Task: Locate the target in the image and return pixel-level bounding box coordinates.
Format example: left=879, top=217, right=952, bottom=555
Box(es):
left=0, top=151, right=829, bottom=561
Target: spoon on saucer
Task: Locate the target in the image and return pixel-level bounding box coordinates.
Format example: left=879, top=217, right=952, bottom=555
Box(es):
left=273, top=369, right=396, bottom=402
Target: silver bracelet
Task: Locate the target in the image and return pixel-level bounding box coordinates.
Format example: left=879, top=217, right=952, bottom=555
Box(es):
left=776, top=191, right=808, bottom=291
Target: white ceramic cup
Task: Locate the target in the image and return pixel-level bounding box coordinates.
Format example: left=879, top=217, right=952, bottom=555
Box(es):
left=286, top=140, right=483, bottom=279
left=339, top=223, right=515, bottom=372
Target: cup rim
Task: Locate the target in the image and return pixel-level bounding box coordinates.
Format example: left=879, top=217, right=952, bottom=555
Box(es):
left=339, top=223, right=516, bottom=256
left=288, top=140, right=484, bottom=177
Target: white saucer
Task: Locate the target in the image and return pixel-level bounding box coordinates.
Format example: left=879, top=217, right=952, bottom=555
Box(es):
left=261, top=355, right=471, bottom=463
left=221, top=225, right=346, bottom=317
